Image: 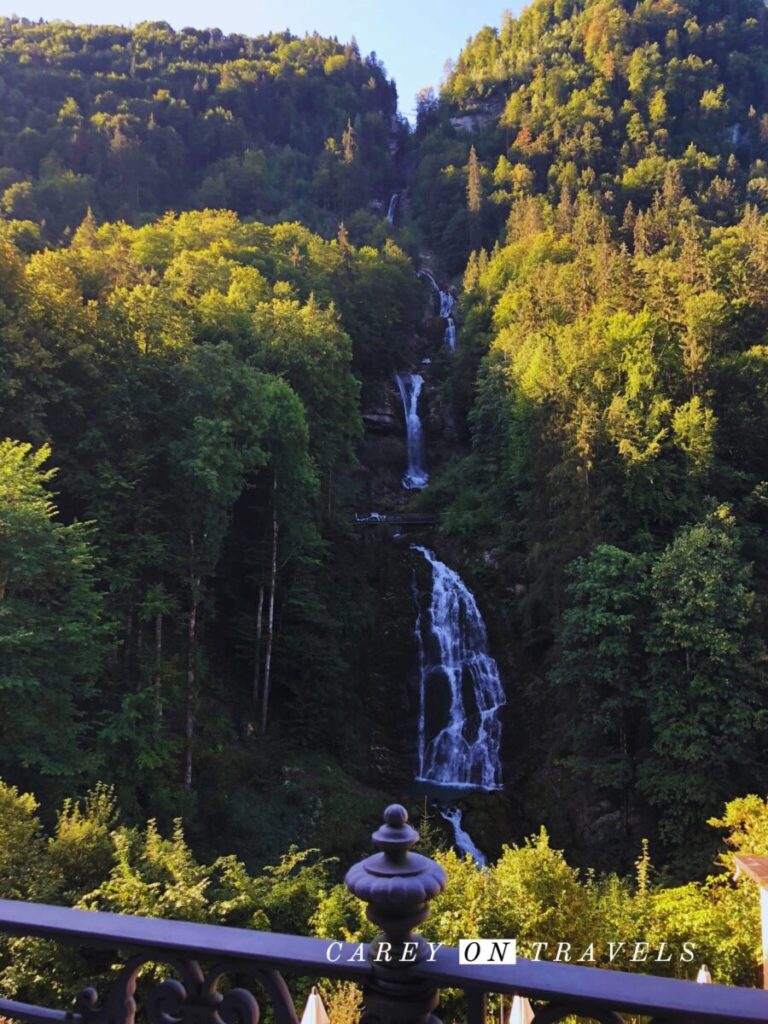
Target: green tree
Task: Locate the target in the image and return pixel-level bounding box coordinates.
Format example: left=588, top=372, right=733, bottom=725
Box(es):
left=467, top=145, right=483, bottom=216
left=641, top=508, right=767, bottom=862
left=467, top=145, right=483, bottom=250
left=0, top=440, right=108, bottom=785
left=554, top=545, right=651, bottom=850
left=165, top=345, right=315, bottom=784
left=0, top=780, right=45, bottom=899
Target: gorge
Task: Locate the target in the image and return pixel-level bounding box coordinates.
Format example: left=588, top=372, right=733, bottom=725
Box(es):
left=384, top=267, right=507, bottom=863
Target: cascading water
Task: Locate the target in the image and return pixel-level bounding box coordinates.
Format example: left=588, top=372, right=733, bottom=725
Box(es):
left=440, top=807, right=487, bottom=866
left=413, top=545, right=504, bottom=790
left=444, top=317, right=456, bottom=351
left=438, top=286, right=454, bottom=320
left=418, top=270, right=457, bottom=351
left=386, top=192, right=400, bottom=226
left=395, top=372, right=428, bottom=489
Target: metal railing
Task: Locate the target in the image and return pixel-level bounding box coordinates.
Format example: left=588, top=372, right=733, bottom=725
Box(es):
left=351, top=513, right=439, bottom=526
left=1, top=803, right=767, bottom=1024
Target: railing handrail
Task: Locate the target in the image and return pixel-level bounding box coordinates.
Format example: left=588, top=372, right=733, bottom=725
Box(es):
left=2, top=898, right=768, bottom=1024
left=419, top=950, right=768, bottom=1022
left=0, top=899, right=369, bottom=981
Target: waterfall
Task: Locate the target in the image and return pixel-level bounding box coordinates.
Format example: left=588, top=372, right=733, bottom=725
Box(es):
left=395, top=373, right=428, bottom=489
left=444, top=318, right=456, bottom=351
left=418, top=270, right=457, bottom=350
left=440, top=806, right=487, bottom=866
left=413, top=546, right=504, bottom=790
left=386, top=192, right=399, bottom=226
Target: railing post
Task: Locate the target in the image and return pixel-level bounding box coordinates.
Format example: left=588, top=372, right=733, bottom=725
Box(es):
left=345, top=804, right=447, bottom=1024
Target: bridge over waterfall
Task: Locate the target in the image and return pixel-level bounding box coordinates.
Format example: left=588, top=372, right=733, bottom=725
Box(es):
left=351, top=511, right=439, bottom=526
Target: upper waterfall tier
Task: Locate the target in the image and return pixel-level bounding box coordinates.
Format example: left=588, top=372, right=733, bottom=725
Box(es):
left=418, top=269, right=457, bottom=350
left=386, top=192, right=400, bottom=226
left=395, top=372, right=429, bottom=490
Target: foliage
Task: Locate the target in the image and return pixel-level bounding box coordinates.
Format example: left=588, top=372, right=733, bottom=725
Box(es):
left=4, top=0, right=768, bottom=903
left=313, top=794, right=768, bottom=987
left=412, top=0, right=768, bottom=268
left=0, top=779, right=335, bottom=1002
left=642, top=508, right=767, bottom=860
left=0, top=207, right=420, bottom=852
left=398, top=0, right=768, bottom=870
left=2, top=780, right=766, bottom=999
left=0, top=19, right=404, bottom=239
left=0, top=440, right=109, bottom=786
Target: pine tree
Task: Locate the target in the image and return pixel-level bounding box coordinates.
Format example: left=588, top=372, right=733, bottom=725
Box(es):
left=467, top=144, right=482, bottom=215
left=342, top=118, right=356, bottom=164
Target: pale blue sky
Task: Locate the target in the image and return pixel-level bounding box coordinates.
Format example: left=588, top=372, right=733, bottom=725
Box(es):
left=8, top=0, right=526, bottom=120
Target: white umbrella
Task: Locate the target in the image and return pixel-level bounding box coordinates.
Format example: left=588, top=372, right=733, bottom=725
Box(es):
left=508, top=995, right=534, bottom=1024
left=696, top=965, right=713, bottom=984
left=300, top=987, right=330, bottom=1024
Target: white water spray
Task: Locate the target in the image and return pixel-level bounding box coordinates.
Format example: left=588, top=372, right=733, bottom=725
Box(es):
left=440, top=806, right=487, bottom=865
left=413, top=546, right=504, bottom=790
left=386, top=192, right=399, bottom=226
left=394, top=373, right=428, bottom=489
left=444, top=317, right=456, bottom=351
left=418, top=270, right=457, bottom=350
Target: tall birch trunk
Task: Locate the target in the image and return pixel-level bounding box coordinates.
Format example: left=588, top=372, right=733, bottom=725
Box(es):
left=260, top=476, right=278, bottom=734
left=154, top=610, right=163, bottom=721
left=252, top=583, right=264, bottom=709
left=184, top=531, right=198, bottom=791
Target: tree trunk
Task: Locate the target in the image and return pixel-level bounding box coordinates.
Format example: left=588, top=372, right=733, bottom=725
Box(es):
left=260, top=478, right=279, bottom=734
left=184, top=529, right=199, bottom=791
left=155, top=610, right=163, bottom=721
left=252, top=583, right=264, bottom=708
left=184, top=598, right=197, bottom=790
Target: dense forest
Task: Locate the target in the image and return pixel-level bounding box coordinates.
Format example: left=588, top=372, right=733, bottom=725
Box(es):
left=411, top=0, right=768, bottom=875
left=3, top=0, right=768, bottom=996
left=0, top=18, right=404, bottom=238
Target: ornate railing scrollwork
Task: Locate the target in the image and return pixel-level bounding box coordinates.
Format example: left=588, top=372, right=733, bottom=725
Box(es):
left=73, top=956, right=261, bottom=1024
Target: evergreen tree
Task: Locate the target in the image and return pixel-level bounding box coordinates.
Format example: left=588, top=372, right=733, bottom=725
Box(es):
left=467, top=145, right=483, bottom=216
left=641, top=508, right=767, bottom=862
left=554, top=545, right=651, bottom=852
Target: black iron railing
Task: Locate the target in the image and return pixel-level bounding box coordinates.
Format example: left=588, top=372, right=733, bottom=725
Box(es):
left=1, top=803, right=767, bottom=1024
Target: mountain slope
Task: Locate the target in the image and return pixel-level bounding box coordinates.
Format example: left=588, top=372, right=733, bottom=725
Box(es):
left=0, top=18, right=403, bottom=237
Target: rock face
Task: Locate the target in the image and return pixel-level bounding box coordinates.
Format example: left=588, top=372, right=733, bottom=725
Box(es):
left=357, top=376, right=417, bottom=507
left=363, top=410, right=400, bottom=433
left=449, top=100, right=504, bottom=133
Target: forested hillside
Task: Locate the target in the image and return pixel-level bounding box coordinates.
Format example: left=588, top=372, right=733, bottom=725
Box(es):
left=412, top=0, right=768, bottom=873
left=0, top=18, right=403, bottom=237
left=413, top=0, right=768, bottom=269
left=3, top=0, right=768, bottom=991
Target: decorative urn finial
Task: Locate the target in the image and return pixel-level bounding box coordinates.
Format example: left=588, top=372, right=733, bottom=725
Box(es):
left=345, top=804, right=446, bottom=956
left=345, top=803, right=447, bottom=1024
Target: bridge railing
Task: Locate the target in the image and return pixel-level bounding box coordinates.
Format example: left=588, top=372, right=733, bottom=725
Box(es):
left=351, top=512, right=439, bottom=525
left=1, top=803, right=767, bottom=1024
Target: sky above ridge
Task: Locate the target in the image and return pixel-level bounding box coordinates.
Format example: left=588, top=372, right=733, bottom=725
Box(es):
left=8, top=0, right=526, bottom=120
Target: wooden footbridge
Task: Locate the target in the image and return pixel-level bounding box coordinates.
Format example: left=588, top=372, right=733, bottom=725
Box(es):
left=351, top=512, right=439, bottom=526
